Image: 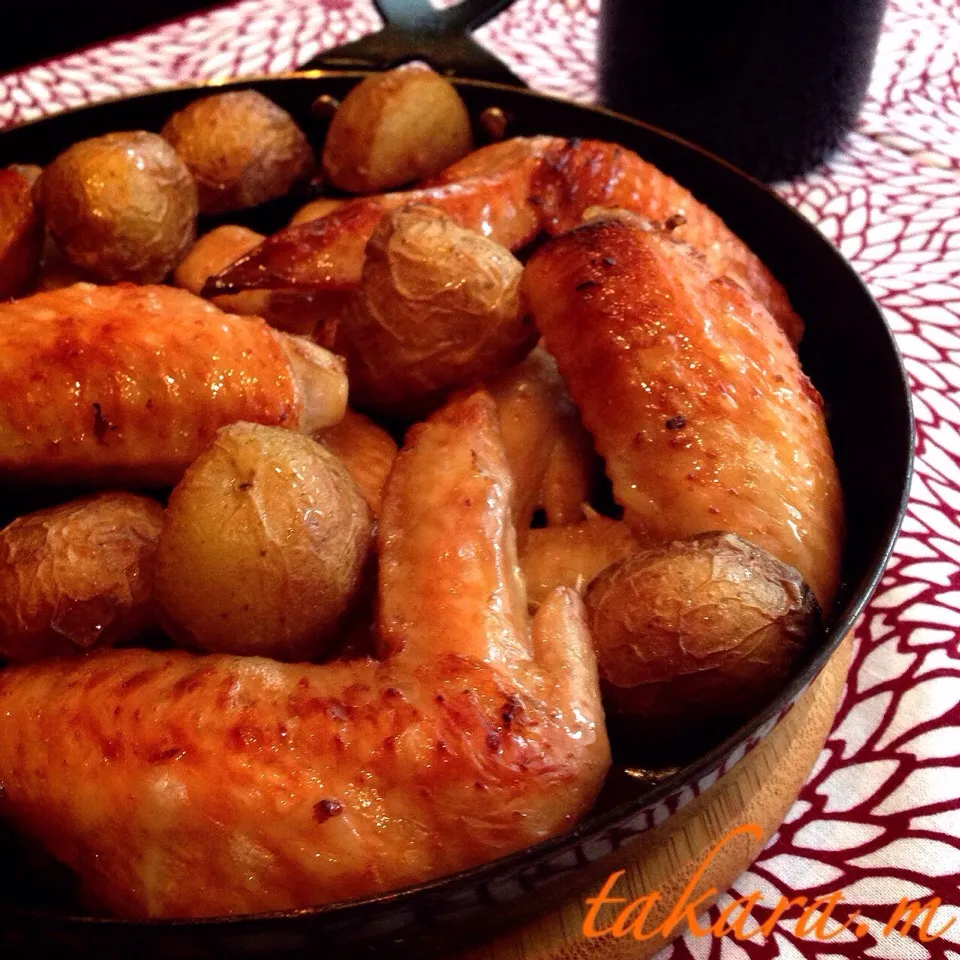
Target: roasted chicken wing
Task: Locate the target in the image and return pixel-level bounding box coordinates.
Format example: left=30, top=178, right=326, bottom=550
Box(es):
left=0, top=390, right=610, bottom=917
left=207, top=136, right=801, bottom=342
left=0, top=284, right=346, bottom=484
left=523, top=214, right=843, bottom=607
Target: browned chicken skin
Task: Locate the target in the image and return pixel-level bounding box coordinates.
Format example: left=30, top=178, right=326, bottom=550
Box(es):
left=0, top=284, right=346, bottom=484
left=207, top=136, right=801, bottom=343
left=523, top=215, right=843, bottom=608
left=0, top=391, right=610, bottom=918
left=207, top=137, right=548, bottom=295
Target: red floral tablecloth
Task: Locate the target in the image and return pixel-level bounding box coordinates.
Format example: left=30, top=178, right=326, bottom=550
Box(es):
left=2, top=1, right=959, bottom=957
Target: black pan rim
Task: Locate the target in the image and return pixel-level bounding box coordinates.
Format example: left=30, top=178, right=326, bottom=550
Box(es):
left=0, top=69, right=916, bottom=928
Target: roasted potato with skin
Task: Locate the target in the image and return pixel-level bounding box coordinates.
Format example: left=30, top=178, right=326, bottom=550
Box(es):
left=585, top=532, right=820, bottom=748
left=0, top=492, right=163, bottom=663
left=162, top=91, right=313, bottom=214
left=317, top=409, right=398, bottom=517
left=0, top=168, right=43, bottom=298
left=338, top=204, right=535, bottom=416
left=155, top=422, right=373, bottom=662
left=323, top=62, right=473, bottom=193
left=38, top=131, right=197, bottom=283
left=522, top=514, right=640, bottom=607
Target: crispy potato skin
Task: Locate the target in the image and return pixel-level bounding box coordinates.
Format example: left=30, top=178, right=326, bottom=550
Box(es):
left=0, top=284, right=345, bottom=484
left=156, top=423, right=372, bottom=662
left=0, top=493, right=163, bottom=662
left=162, top=91, right=313, bottom=214
left=521, top=515, right=640, bottom=607
left=38, top=131, right=197, bottom=284
left=0, top=169, right=43, bottom=298
left=585, top=532, right=819, bottom=740
left=323, top=63, right=473, bottom=193
left=338, top=205, right=534, bottom=415
left=317, top=410, right=397, bottom=517
left=525, top=216, right=844, bottom=608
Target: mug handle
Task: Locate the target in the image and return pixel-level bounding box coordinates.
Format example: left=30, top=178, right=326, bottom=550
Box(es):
left=301, top=0, right=525, bottom=87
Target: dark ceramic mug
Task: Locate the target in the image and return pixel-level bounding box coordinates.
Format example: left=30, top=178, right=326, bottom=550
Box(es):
left=598, top=0, right=887, bottom=182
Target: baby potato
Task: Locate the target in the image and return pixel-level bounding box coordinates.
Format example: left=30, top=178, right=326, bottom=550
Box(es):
left=155, top=422, right=373, bottom=662
left=338, top=204, right=535, bottom=415
left=38, top=131, right=197, bottom=283
left=317, top=409, right=398, bottom=517
left=0, top=168, right=43, bottom=298
left=323, top=62, right=473, bottom=193
left=162, top=91, right=314, bottom=214
left=0, top=492, right=163, bottom=663
left=585, top=532, right=819, bottom=747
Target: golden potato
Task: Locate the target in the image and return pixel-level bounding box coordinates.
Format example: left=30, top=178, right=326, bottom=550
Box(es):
left=337, top=204, right=535, bottom=415
left=317, top=409, right=398, bottom=517
left=38, top=131, right=197, bottom=283
left=585, top=532, right=820, bottom=748
left=0, top=168, right=43, bottom=298
left=162, top=91, right=314, bottom=214
left=521, top=515, right=639, bottom=607
left=155, top=422, right=373, bottom=662
left=323, top=62, right=472, bottom=193
left=0, top=492, right=163, bottom=663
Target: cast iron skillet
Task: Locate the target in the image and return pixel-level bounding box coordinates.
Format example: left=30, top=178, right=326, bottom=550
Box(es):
left=0, top=1, right=913, bottom=956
